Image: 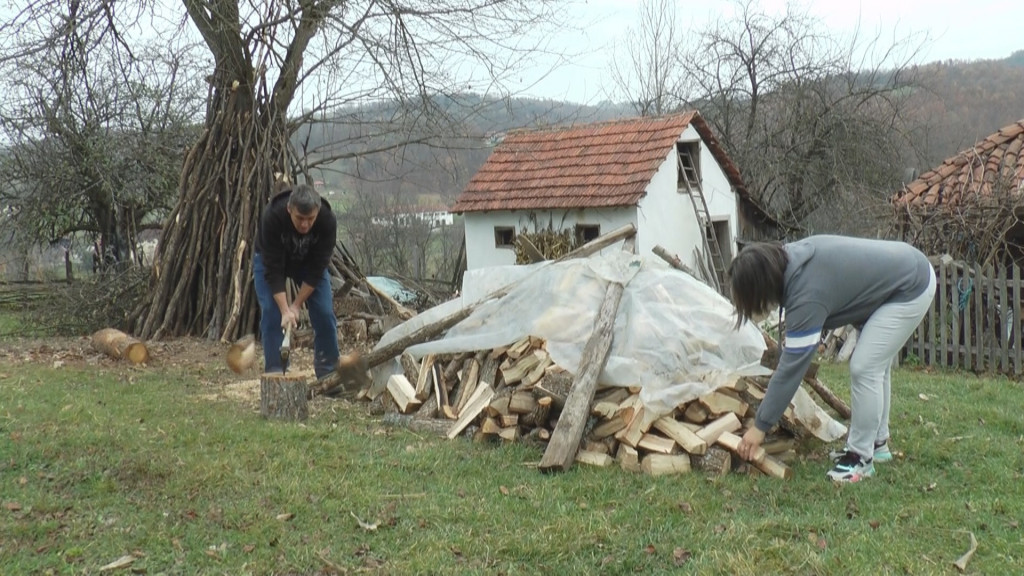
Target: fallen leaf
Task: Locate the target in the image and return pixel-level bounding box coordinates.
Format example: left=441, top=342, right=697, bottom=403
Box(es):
left=243, top=544, right=255, bottom=553
left=918, top=393, right=930, bottom=401
left=713, top=524, right=726, bottom=534
left=4, top=502, right=22, bottom=511
left=644, top=544, right=656, bottom=555
left=677, top=502, right=693, bottom=514
left=18, top=477, right=27, bottom=485
left=499, top=485, right=510, bottom=496
left=924, top=482, right=938, bottom=492
left=275, top=513, right=294, bottom=521
left=869, top=520, right=880, bottom=530
left=600, top=555, right=615, bottom=567
left=350, top=511, right=378, bottom=531
left=816, top=537, right=827, bottom=550
left=673, top=547, right=692, bottom=566
left=99, top=555, right=135, bottom=572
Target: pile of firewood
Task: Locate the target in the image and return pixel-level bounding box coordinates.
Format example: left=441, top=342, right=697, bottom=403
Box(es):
left=369, top=334, right=832, bottom=480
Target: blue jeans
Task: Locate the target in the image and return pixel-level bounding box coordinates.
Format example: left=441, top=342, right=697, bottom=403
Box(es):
left=253, top=252, right=339, bottom=378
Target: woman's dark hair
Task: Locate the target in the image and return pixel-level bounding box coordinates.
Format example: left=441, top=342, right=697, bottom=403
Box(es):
left=287, top=183, right=321, bottom=215
left=728, top=241, right=788, bottom=330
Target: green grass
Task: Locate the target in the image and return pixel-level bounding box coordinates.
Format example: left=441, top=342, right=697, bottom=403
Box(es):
left=1, top=360, right=1023, bottom=575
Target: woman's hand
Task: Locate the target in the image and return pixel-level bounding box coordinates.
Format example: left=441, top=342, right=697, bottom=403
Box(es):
left=737, top=427, right=765, bottom=461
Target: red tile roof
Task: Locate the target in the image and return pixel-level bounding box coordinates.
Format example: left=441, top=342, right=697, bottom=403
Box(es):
left=451, top=111, right=749, bottom=213
left=893, top=119, right=1024, bottom=209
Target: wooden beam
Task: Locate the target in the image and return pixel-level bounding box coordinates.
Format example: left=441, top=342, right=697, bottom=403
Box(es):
left=539, top=276, right=626, bottom=472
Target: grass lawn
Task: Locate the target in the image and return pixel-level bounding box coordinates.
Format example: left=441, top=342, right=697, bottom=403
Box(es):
left=1, top=340, right=1023, bottom=574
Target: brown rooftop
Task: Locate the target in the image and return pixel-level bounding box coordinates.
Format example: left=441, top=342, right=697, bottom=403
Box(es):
left=451, top=111, right=748, bottom=213
left=893, top=119, right=1024, bottom=209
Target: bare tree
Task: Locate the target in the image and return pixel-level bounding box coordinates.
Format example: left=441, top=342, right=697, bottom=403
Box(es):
left=678, top=0, right=928, bottom=233
left=0, top=3, right=204, bottom=274
left=607, top=0, right=687, bottom=116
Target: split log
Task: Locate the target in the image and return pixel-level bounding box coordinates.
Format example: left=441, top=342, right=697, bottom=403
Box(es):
left=640, top=454, right=692, bottom=476
left=260, top=372, right=309, bottom=421
left=575, top=450, right=615, bottom=467
left=91, top=328, right=151, bottom=365
left=699, top=391, right=749, bottom=417
left=695, top=413, right=742, bottom=445
left=652, top=416, right=707, bottom=455
left=716, top=431, right=766, bottom=464
left=637, top=433, right=678, bottom=455
left=616, top=444, right=642, bottom=473
left=447, top=383, right=495, bottom=439
left=386, top=374, right=422, bottom=413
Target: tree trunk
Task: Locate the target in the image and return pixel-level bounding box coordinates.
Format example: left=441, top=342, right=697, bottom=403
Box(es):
left=260, top=372, right=309, bottom=421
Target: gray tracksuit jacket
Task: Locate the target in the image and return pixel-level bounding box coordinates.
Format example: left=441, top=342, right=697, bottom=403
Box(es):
left=754, top=235, right=933, bottom=432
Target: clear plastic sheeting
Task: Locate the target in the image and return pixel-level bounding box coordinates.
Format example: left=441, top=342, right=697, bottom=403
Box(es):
left=376, top=251, right=771, bottom=417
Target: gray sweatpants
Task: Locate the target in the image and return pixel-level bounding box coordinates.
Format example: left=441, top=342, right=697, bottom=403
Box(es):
left=846, top=267, right=937, bottom=459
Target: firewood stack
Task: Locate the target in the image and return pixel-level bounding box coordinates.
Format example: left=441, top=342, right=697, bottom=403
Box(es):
left=372, top=334, right=833, bottom=480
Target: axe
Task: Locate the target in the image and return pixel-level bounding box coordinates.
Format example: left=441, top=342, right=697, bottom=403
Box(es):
left=280, top=325, right=292, bottom=374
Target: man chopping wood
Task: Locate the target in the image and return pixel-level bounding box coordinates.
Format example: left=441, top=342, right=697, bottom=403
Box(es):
left=253, top=183, right=339, bottom=379
left=729, top=235, right=935, bottom=483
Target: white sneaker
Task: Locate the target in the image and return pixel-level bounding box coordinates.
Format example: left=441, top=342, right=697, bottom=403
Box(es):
left=827, top=450, right=874, bottom=483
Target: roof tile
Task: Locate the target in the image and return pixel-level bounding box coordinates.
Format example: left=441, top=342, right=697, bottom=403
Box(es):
left=451, top=111, right=750, bottom=213
left=894, top=119, right=1024, bottom=209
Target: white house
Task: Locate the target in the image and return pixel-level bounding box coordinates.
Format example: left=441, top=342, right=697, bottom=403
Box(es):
left=450, top=111, right=781, bottom=287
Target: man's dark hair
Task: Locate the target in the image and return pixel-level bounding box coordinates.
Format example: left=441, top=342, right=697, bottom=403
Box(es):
left=287, top=183, right=321, bottom=215
left=728, top=241, right=788, bottom=330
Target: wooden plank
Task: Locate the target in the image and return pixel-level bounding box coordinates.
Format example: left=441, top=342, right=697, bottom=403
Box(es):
left=950, top=263, right=960, bottom=369
left=539, top=278, right=626, bottom=473
left=1000, top=264, right=1010, bottom=372
left=921, top=268, right=929, bottom=360
left=939, top=259, right=947, bottom=369
left=988, top=264, right=997, bottom=372
left=1014, top=263, right=1021, bottom=375
left=928, top=263, right=938, bottom=366
left=975, top=264, right=983, bottom=371
left=966, top=264, right=974, bottom=366
left=446, top=383, right=495, bottom=439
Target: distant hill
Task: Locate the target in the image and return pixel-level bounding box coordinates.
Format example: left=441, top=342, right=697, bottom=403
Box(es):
left=297, top=52, right=1024, bottom=213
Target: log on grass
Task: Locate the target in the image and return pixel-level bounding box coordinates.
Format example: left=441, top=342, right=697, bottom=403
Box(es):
left=260, top=372, right=309, bottom=421
left=91, top=328, right=151, bottom=364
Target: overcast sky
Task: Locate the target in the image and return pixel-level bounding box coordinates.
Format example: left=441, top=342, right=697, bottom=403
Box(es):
left=516, top=0, right=1024, bottom=105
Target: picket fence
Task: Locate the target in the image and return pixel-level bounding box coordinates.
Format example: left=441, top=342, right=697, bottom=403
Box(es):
left=904, top=259, right=1024, bottom=374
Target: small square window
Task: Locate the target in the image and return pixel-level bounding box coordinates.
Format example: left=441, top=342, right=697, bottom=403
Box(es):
left=575, top=224, right=601, bottom=245
left=495, top=226, right=515, bottom=248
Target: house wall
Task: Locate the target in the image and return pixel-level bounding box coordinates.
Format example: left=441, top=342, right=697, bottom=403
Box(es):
left=463, top=207, right=637, bottom=269
left=635, top=126, right=737, bottom=272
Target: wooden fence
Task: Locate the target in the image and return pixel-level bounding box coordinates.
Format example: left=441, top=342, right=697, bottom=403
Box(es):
left=904, top=259, right=1024, bottom=374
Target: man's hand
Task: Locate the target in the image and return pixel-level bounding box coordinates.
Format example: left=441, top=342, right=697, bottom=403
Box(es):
left=737, top=427, right=766, bottom=461
left=280, top=305, right=300, bottom=331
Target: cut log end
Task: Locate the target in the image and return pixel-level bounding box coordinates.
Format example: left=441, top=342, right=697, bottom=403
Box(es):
left=260, top=372, right=310, bottom=421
